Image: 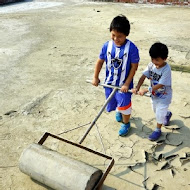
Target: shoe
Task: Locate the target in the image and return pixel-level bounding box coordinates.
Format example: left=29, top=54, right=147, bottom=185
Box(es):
left=119, top=123, right=130, bottom=136
left=163, top=111, right=172, bottom=126
left=148, top=130, right=161, bottom=141
left=116, top=112, right=122, bottom=122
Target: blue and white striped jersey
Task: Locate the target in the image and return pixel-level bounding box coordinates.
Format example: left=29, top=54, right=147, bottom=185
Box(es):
left=99, top=39, right=139, bottom=88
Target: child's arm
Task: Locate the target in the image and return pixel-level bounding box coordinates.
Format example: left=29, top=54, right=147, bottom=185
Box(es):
left=136, top=79, right=165, bottom=96
left=92, top=58, right=104, bottom=86
left=151, top=84, right=165, bottom=92
left=121, top=63, right=138, bottom=92
left=132, top=74, right=146, bottom=95
left=136, top=74, right=146, bottom=91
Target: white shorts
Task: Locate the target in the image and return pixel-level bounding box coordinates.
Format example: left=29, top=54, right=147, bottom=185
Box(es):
left=151, top=98, right=169, bottom=124
left=116, top=106, right=132, bottom=115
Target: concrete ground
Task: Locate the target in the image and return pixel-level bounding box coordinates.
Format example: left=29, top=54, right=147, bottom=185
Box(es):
left=0, top=1, right=190, bottom=189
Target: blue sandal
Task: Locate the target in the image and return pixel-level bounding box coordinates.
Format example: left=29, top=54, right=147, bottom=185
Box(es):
left=119, top=122, right=131, bottom=136
left=116, top=112, right=122, bottom=122
left=148, top=130, right=161, bottom=141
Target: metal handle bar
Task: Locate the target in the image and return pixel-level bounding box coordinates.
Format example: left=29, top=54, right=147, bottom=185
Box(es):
left=86, top=80, right=151, bottom=97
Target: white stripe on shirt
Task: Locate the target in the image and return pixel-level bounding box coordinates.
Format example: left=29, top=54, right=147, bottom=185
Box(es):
left=119, top=41, right=130, bottom=87
left=105, top=40, right=113, bottom=84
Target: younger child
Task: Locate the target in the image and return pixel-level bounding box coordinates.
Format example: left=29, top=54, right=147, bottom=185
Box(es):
left=132, top=42, right=172, bottom=141
left=92, top=15, right=140, bottom=136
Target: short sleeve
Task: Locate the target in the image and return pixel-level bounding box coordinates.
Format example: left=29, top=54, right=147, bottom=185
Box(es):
left=130, top=43, right=140, bottom=63
left=143, top=65, right=150, bottom=78
left=143, top=63, right=152, bottom=78
left=99, top=42, right=108, bottom=60
left=159, top=65, right=172, bottom=86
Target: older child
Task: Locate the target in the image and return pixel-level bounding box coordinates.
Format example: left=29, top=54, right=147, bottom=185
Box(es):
left=132, top=42, right=172, bottom=141
left=92, top=15, right=140, bottom=136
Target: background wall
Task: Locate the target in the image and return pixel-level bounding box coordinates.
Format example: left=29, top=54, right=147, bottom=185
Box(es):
left=94, top=0, right=189, bottom=6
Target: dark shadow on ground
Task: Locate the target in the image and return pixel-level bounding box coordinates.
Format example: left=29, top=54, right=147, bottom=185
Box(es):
left=0, top=0, right=33, bottom=7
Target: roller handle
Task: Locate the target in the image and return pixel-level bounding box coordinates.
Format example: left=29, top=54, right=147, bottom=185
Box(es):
left=86, top=80, right=151, bottom=97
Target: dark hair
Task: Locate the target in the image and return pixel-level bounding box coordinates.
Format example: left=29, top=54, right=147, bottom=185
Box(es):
left=110, top=15, right=130, bottom=36
left=149, top=42, right=168, bottom=59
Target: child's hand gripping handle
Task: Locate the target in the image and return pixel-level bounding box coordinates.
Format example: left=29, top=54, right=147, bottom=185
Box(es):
left=86, top=80, right=151, bottom=97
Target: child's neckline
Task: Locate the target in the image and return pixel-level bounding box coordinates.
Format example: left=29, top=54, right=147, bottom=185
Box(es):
left=113, top=39, right=128, bottom=48
left=153, top=62, right=167, bottom=69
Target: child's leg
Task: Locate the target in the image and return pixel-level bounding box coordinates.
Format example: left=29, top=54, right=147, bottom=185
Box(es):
left=116, top=92, right=132, bottom=136
left=149, top=100, right=169, bottom=141
left=157, top=123, right=162, bottom=129
left=122, top=114, right=130, bottom=124
left=155, top=103, right=169, bottom=127
left=163, top=111, right=172, bottom=126
left=116, top=107, right=131, bottom=123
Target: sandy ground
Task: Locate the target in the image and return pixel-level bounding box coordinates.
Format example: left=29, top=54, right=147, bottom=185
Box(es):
left=0, top=0, right=190, bottom=189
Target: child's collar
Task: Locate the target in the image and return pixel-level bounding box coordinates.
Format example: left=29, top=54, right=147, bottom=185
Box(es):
left=113, top=39, right=128, bottom=48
